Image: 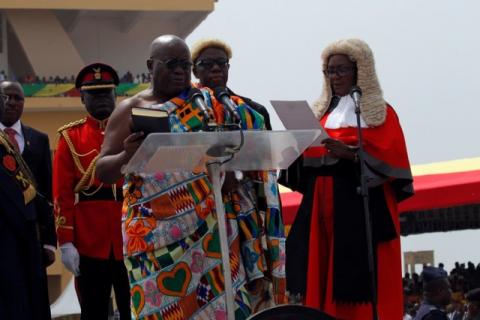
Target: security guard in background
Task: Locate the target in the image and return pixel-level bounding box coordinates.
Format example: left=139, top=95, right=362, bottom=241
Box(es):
left=414, top=266, right=451, bottom=320
left=466, top=288, right=480, bottom=320
left=53, top=63, right=130, bottom=319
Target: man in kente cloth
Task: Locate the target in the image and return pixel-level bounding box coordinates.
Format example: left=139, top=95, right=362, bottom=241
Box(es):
left=96, top=35, right=286, bottom=319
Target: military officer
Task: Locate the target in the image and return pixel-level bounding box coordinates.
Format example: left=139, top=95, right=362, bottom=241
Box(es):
left=53, top=63, right=130, bottom=320
left=414, top=266, right=451, bottom=320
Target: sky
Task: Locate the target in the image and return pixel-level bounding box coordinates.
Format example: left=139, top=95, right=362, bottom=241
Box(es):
left=186, top=0, right=480, bottom=272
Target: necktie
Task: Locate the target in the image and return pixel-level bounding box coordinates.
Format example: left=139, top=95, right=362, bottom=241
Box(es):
left=4, top=127, right=20, bottom=152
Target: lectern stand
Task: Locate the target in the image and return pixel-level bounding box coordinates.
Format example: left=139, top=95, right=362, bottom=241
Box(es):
left=122, top=129, right=321, bottom=320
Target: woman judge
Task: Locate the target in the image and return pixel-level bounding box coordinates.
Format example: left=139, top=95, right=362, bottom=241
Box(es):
left=282, top=38, right=414, bottom=319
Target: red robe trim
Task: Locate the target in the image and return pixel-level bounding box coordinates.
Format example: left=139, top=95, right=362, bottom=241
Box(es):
left=302, top=104, right=413, bottom=319
left=304, top=105, right=412, bottom=183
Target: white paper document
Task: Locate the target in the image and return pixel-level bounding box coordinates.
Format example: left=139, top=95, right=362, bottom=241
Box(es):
left=270, top=100, right=329, bottom=146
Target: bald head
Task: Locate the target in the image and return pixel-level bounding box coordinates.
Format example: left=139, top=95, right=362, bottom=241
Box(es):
left=147, top=35, right=192, bottom=99
left=0, top=81, right=25, bottom=127
left=149, top=35, right=189, bottom=59
left=0, top=81, right=23, bottom=93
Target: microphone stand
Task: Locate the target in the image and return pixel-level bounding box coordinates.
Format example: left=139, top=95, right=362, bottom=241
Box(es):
left=203, top=102, right=244, bottom=320
left=201, top=115, right=210, bottom=131
left=353, top=95, right=379, bottom=320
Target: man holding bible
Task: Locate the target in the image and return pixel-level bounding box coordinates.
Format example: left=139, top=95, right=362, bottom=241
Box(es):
left=53, top=63, right=130, bottom=319
left=96, top=35, right=286, bottom=319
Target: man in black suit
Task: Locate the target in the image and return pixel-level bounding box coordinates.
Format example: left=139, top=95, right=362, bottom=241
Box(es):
left=0, top=89, right=51, bottom=319
left=0, top=81, right=56, bottom=266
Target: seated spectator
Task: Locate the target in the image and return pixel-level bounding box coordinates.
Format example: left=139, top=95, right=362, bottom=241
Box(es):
left=465, top=288, right=480, bottom=320
left=408, top=303, right=420, bottom=319
left=475, top=264, right=480, bottom=288
left=404, top=273, right=413, bottom=287
left=125, top=71, right=133, bottom=82
left=412, top=272, right=422, bottom=295
left=133, top=74, right=140, bottom=84
left=452, top=262, right=460, bottom=274
left=404, top=303, right=413, bottom=320
left=447, top=300, right=465, bottom=320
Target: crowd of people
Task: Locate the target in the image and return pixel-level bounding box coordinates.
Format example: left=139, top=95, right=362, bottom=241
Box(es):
left=3, top=70, right=153, bottom=85
left=404, top=263, right=480, bottom=320
left=20, top=74, right=75, bottom=84
left=118, top=71, right=151, bottom=84
left=404, top=262, right=480, bottom=298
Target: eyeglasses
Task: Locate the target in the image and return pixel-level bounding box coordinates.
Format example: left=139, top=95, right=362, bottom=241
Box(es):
left=195, top=58, right=230, bottom=70
left=151, top=58, right=193, bottom=71
left=0, top=94, right=9, bottom=102
left=323, top=66, right=356, bottom=78
left=4, top=94, right=24, bottom=102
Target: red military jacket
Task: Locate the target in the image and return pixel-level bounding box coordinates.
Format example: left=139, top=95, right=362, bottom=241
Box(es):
left=53, top=116, right=123, bottom=260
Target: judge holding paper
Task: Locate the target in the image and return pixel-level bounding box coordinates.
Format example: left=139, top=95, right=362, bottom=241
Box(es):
left=281, top=38, right=414, bottom=320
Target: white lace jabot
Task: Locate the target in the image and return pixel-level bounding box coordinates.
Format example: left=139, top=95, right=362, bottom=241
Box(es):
left=324, top=95, right=368, bottom=129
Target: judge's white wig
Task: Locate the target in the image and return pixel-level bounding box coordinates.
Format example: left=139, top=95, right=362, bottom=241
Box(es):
left=313, top=39, right=386, bottom=126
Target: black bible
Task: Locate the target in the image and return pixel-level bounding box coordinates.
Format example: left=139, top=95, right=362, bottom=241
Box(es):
left=131, top=107, right=170, bottom=134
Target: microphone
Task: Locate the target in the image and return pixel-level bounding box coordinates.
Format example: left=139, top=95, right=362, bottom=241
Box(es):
left=188, top=88, right=210, bottom=122
left=214, top=87, right=240, bottom=123
left=349, top=85, right=362, bottom=106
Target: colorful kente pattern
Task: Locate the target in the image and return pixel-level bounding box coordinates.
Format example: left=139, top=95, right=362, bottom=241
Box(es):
left=122, top=87, right=286, bottom=319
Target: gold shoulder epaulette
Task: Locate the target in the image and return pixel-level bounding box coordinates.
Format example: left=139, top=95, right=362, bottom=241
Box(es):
left=57, top=118, right=86, bottom=133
